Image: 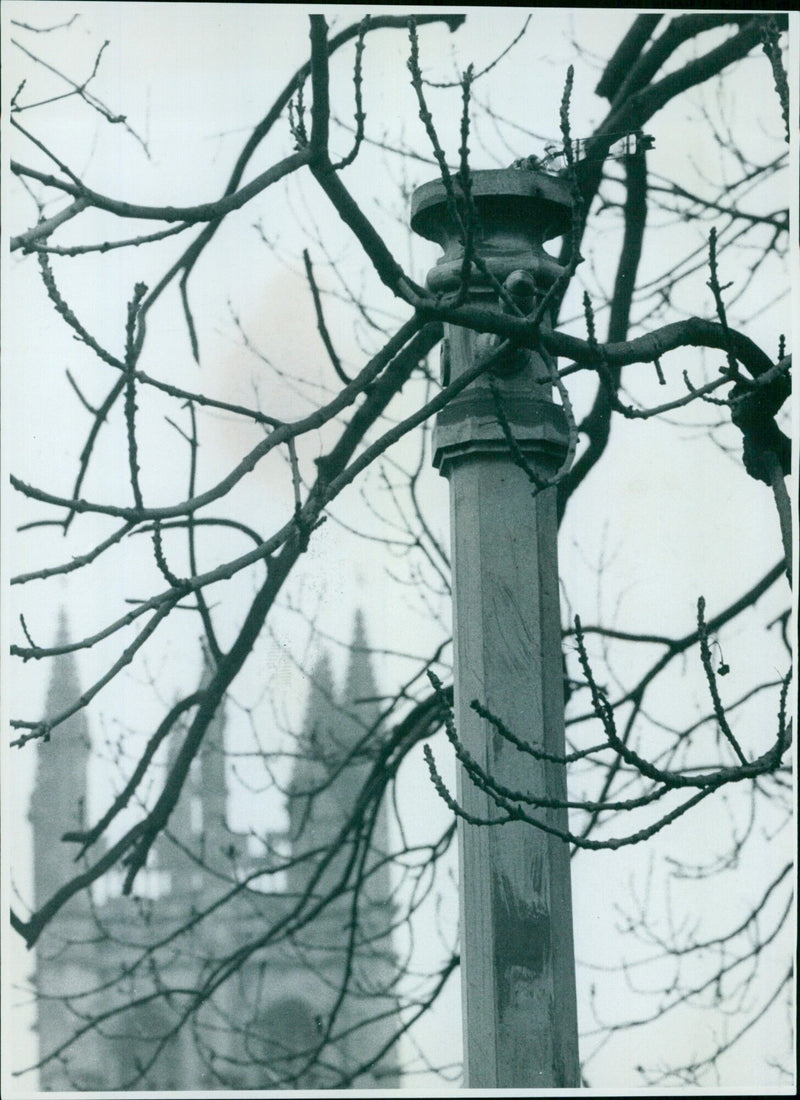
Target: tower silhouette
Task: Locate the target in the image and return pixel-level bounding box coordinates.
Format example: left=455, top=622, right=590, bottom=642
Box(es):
left=29, top=612, right=401, bottom=1090
left=28, top=610, right=101, bottom=1089
left=29, top=610, right=91, bottom=911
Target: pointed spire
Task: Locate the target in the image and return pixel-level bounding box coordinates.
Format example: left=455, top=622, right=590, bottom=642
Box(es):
left=43, top=610, right=89, bottom=743
left=287, top=648, right=351, bottom=863
left=198, top=645, right=228, bottom=846
left=341, top=611, right=380, bottom=745
left=54, top=606, right=69, bottom=645
left=292, top=651, right=337, bottom=791
left=302, top=651, right=337, bottom=736
left=287, top=619, right=395, bottom=915
left=30, top=611, right=91, bottom=910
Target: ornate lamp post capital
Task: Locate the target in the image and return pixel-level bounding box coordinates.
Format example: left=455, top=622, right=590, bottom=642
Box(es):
left=411, top=168, right=574, bottom=479
left=410, top=167, right=572, bottom=293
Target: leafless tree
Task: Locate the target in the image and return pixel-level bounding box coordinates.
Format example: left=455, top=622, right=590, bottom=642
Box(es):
left=6, top=8, right=792, bottom=1090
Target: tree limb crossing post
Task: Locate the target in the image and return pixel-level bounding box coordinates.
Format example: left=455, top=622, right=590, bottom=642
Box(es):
left=411, top=170, right=580, bottom=1087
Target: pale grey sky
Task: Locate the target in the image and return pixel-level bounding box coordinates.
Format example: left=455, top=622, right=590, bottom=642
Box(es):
left=2, top=6, right=796, bottom=1094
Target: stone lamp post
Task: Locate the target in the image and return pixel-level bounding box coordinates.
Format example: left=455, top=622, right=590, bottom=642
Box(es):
left=411, top=168, right=580, bottom=1088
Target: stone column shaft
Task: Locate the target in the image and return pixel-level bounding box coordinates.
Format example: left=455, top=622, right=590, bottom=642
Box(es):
left=412, top=167, right=580, bottom=1087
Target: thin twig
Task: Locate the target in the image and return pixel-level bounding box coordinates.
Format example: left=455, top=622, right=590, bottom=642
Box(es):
left=759, top=17, right=790, bottom=143
left=332, top=17, right=369, bottom=170
left=696, top=597, right=748, bottom=765
left=124, top=283, right=148, bottom=510
left=302, top=249, right=350, bottom=383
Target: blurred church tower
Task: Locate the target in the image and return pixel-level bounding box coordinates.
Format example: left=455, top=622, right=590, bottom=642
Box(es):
left=29, top=610, right=401, bottom=1090
left=29, top=610, right=91, bottom=912
left=28, top=610, right=102, bottom=1089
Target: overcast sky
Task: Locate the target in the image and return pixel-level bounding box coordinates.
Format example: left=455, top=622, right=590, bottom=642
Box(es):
left=2, top=6, right=796, bottom=1095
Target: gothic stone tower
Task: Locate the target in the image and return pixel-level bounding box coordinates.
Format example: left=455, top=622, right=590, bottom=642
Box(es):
left=262, top=609, right=401, bottom=1088
left=28, top=610, right=104, bottom=1090
left=29, top=612, right=401, bottom=1090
